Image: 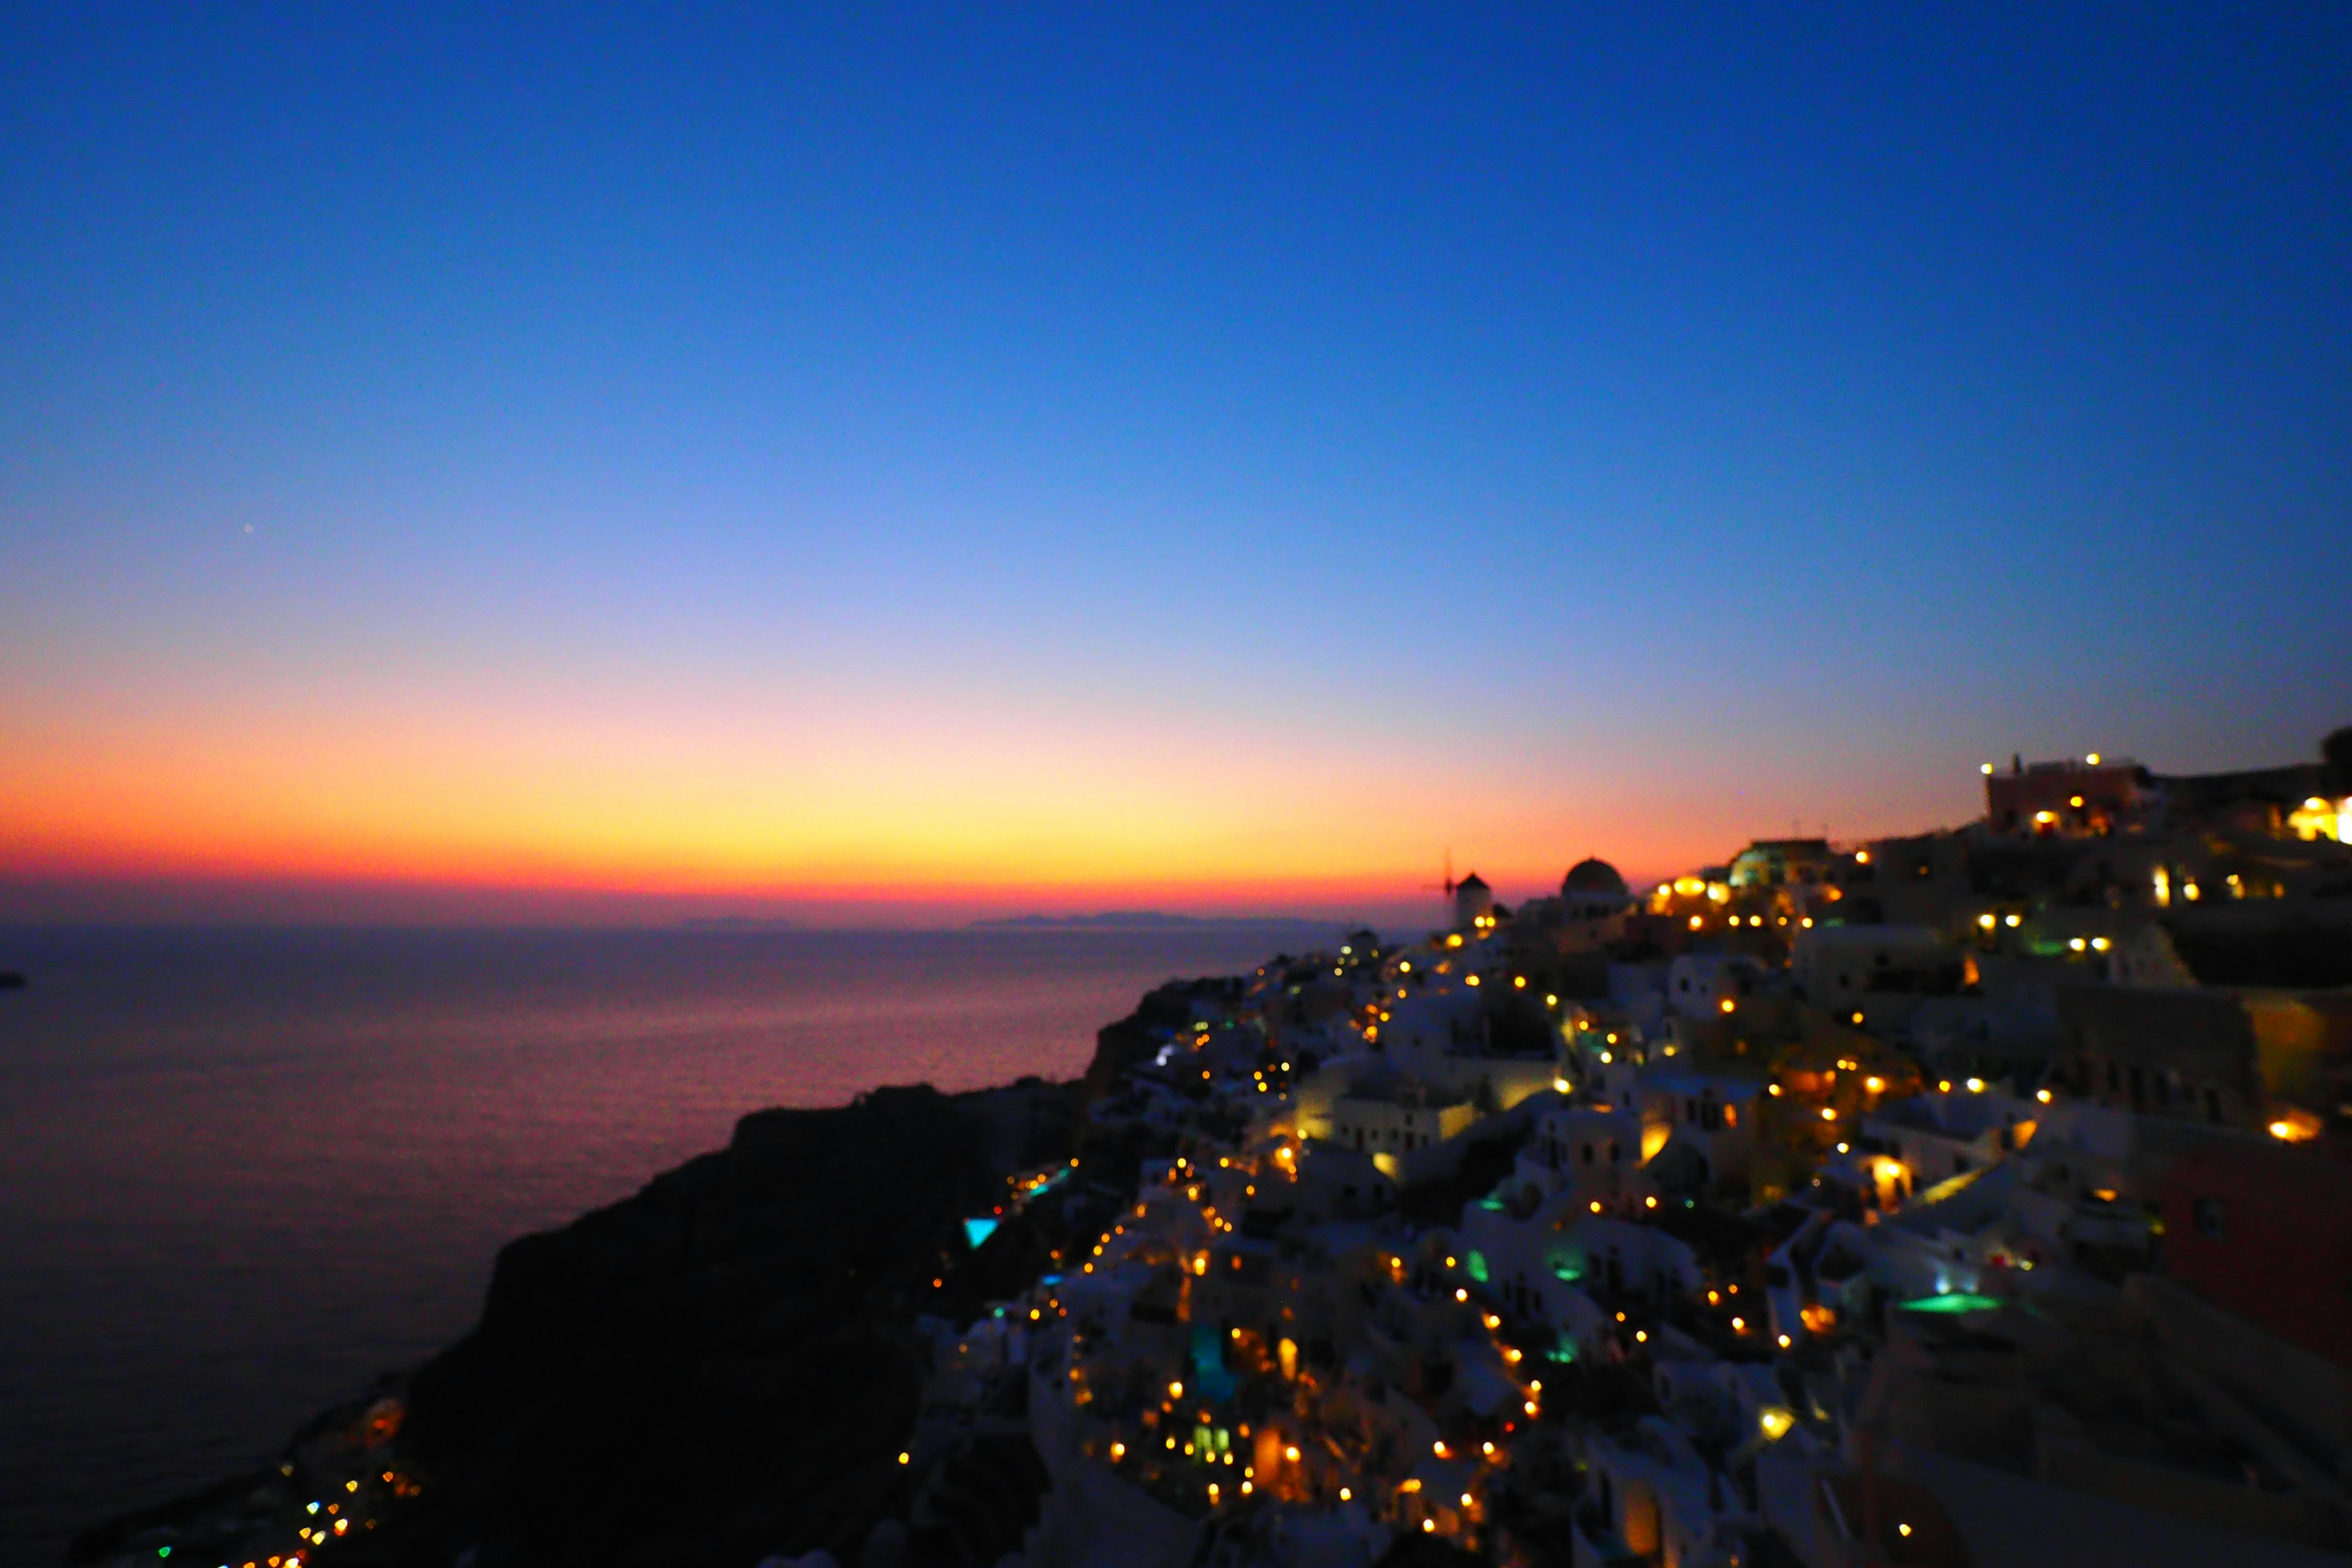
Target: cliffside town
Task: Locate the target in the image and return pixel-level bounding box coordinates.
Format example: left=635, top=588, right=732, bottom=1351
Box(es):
left=907, top=743, right=2352, bottom=1568
left=72, top=741, right=2352, bottom=1568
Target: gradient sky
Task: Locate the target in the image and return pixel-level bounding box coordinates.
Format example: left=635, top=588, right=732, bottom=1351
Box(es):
left=3, top=6, right=2348, bottom=926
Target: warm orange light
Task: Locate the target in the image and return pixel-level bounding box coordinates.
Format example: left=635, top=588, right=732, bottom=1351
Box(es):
left=5, top=647, right=1857, bottom=929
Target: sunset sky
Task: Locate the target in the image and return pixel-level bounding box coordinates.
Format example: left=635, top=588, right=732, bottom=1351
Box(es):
left=4, top=7, right=2347, bottom=927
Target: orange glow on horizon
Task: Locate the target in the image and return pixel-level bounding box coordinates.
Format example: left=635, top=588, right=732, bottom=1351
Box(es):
left=0, top=676, right=1975, bottom=922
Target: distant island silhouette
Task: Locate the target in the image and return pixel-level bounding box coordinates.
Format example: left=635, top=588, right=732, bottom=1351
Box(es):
left=972, top=911, right=1336, bottom=930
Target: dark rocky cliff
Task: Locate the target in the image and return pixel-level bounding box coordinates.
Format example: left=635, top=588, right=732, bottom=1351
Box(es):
left=1082, top=979, right=1221, bottom=1099
left=71, top=982, right=1223, bottom=1568
left=392, top=1080, right=1080, bottom=1566
left=72, top=1079, right=1091, bottom=1568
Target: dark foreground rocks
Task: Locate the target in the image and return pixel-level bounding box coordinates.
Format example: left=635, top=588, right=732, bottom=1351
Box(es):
left=74, top=1079, right=1090, bottom=1568
left=400, top=1080, right=1079, bottom=1566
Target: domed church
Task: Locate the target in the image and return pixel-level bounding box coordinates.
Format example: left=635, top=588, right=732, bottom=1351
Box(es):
left=1551, top=856, right=1635, bottom=954
left=1561, top=857, right=1629, bottom=901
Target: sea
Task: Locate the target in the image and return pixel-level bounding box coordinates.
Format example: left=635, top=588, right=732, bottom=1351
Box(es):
left=0, top=923, right=1333, bottom=1567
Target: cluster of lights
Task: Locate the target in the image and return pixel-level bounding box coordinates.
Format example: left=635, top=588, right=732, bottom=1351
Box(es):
left=982, top=889, right=2173, bottom=1534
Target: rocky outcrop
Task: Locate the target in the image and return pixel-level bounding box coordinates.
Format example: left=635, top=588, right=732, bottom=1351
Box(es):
left=298, top=1080, right=1074, bottom=1568
left=1084, top=979, right=1234, bottom=1100
left=69, top=1057, right=1147, bottom=1568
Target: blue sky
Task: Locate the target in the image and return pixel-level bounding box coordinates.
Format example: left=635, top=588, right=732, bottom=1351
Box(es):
left=2, top=5, right=2347, bottom=922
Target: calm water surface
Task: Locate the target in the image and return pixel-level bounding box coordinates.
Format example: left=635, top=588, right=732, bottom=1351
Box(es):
left=0, top=925, right=1321, bottom=1566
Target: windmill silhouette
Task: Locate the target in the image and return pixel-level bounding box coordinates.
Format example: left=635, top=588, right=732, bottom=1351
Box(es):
left=1424, top=850, right=1457, bottom=912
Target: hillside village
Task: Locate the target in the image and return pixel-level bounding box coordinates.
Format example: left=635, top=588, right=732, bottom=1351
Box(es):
left=65, top=741, right=2352, bottom=1568
left=905, top=742, right=2352, bottom=1568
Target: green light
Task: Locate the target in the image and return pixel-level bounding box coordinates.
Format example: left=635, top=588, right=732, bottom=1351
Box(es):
left=1896, top=1292, right=2000, bottom=1314
left=1465, top=1250, right=1490, bottom=1284
left=962, top=1218, right=1000, bottom=1248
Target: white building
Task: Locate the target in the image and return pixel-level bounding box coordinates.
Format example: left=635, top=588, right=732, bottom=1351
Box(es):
left=1667, top=952, right=1771, bottom=1019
